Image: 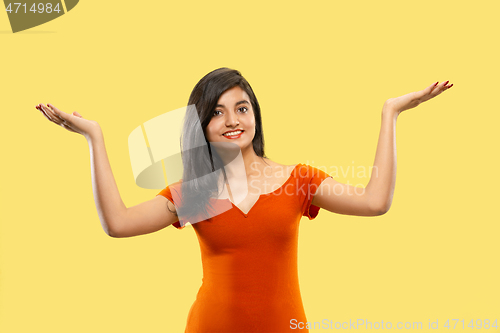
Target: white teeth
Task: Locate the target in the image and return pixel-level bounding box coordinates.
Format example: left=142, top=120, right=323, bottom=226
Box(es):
left=223, top=130, right=242, bottom=136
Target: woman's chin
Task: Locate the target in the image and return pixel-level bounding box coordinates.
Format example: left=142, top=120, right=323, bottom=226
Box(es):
left=210, top=140, right=253, bottom=155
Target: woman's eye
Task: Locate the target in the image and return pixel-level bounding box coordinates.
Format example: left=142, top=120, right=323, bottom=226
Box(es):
left=213, top=110, right=222, bottom=116
left=238, top=107, right=248, bottom=113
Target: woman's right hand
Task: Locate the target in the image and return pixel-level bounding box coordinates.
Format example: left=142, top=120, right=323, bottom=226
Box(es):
left=36, top=103, right=101, bottom=139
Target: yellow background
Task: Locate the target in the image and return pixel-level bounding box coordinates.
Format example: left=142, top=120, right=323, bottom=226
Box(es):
left=1, top=1, right=499, bottom=332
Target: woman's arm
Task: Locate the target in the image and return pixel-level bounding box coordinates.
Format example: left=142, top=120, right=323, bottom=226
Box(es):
left=309, top=106, right=397, bottom=216
left=87, top=128, right=127, bottom=236
left=311, top=80, right=453, bottom=216
left=37, top=104, right=178, bottom=237
left=87, top=128, right=179, bottom=237
left=363, top=105, right=398, bottom=214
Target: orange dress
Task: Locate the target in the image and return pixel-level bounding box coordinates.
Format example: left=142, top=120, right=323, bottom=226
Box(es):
left=156, top=163, right=332, bottom=333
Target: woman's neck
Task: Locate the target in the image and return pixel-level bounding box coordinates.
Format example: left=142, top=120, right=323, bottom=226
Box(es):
left=222, top=144, right=264, bottom=178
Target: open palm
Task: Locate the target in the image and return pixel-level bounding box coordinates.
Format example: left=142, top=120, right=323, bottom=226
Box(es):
left=36, top=103, right=100, bottom=139
left=385, top=81, right=453, bottom=113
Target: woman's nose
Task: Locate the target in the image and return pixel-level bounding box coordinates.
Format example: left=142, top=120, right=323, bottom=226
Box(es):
left=225, top=112, right=239, bottom=127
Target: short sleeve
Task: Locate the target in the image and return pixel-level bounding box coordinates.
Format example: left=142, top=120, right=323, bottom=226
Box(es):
left=156, top=182, right=184, bottom=230
left=298, top=164, right=333, bottom=220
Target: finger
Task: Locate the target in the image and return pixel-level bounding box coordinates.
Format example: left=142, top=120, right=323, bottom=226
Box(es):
left=40, top=104, right=62, bottom=125
left=37, top=104, right=79, bottom=133
left=414, top=81, right=445, bottom=104
left=37, top=104, right=56, bottom=122
left=443, top=80, right=453, bottom=89
left=73, top=111, right=83, bottom=118
left=43, top=104, right=73, bottom=131
left=438, top=80, right=450, bottom=91
left=428, top=82, right=439, bottom=93
left=431, top=81, right=451, bottom=96
left=36, top=105, right=52, bottom=121
left=47, top=103, right=63, bottom=115
left=46, top=104, right=67, bottom=123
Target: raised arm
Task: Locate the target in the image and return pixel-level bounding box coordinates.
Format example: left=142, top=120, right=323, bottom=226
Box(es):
left=311, top=81, right=453, bottom=216
left=37, top=104, right=178, bottom=237
left=86, top=125, right=180, bottom=237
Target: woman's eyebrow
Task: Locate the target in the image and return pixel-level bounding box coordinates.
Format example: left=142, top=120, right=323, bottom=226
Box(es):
left=216, top=100, right=250, bottom=108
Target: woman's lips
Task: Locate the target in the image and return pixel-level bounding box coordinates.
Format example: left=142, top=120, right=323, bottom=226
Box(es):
left=222, top=130, right=243, bottom=139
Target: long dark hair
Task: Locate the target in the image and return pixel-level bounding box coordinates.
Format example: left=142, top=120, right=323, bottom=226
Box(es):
left=173, top=68, right=267, bottom=224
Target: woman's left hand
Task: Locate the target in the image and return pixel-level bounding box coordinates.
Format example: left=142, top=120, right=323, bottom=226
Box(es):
left=384, top=81, right=453, bottom=114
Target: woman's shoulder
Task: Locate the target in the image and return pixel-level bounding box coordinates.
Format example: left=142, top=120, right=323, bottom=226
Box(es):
left=258, top=158, right=303, bottom=183
left=262, top=159, right=329, bottom=180
left=261, top=158, right=301, bottom=171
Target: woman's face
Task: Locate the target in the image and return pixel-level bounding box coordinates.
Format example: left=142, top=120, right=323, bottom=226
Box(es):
left=205, top=86, right=256, bottom=152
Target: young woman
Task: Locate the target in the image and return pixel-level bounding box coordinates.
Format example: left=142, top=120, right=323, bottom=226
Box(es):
left=36, top=68, right=453, bottom=332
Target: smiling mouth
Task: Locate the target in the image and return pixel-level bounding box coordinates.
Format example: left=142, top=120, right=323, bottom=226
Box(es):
left=222, top=130, right=244, bottom=137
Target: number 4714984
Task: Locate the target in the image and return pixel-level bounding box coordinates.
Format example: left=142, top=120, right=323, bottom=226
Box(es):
left=443, top=319, right=498, bottom=329
left=5, top=3, right=61, bottom=14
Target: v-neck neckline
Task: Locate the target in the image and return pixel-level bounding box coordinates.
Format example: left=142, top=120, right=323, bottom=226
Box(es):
left=224, top=163, right=300, bottom=218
